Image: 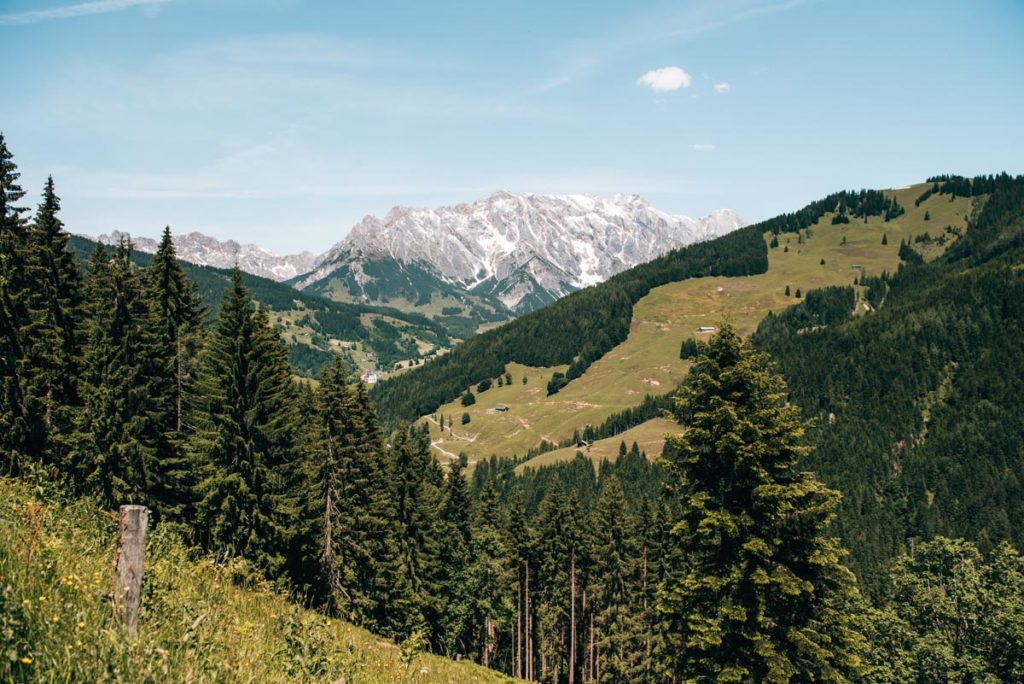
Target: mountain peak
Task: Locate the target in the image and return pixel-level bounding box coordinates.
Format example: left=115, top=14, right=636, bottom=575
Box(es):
left=300, top=192, right=744, bottom=312
left=94, top=230, right=317, bottom=282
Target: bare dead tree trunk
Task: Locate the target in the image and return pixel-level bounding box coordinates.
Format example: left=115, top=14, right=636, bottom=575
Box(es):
left=570, top=546, right=577, bottom=684
left=526, top=560, right=532, bottom=681
left=175, top=337, right=183, bottom=432
left=589, top=613, right=595, bottom=684
left=516, top=564, right=523, bottom=679
left=112, top=505, right=148, bottom=636
left=643, top=545, right=651, bottom=680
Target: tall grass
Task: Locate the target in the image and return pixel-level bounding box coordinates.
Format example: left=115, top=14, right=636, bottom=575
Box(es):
left=0, top=477, right=512, bottom=683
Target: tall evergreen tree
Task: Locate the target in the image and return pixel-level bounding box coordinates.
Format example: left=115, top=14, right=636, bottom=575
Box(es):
left=440, top=460, right=474, bottom=655
left=660, top=324, right=866, bottom=682
left=533, top=478, right=586, bottom=683
left=308, top=355, right=402, bottom=631
left=0, top=134, right=37, bottom=473
left=22, top=177, right=82, bottom=469
left=588, top=476, right=644, bottom=683
left=73, top=240, right=154, bottom=507
left=448, top=479, right=512, bottom=663
left=141, top=227, right=203, bottom=518
left=387, top=426, right=447, bottom=643
left=188, top=269, right=298, bottom=578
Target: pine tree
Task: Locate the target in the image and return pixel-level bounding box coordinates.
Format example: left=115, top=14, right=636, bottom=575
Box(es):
left=188, top=269, right=298, bottom=578
left=534, top=479, right=586, bottom=682
left=73, top=240, right=155, bottom=507
left=388, top=426, right=447, bottom=643
left=308, top=355, right=401, bottom=629
left=140, top=226, right=203, bottom=518
left=660, top=324, right=866, bottom=682
left=0, top=134, right=38, bottom=473
left=22, top=176, right=82, bottom=469
left=589, top=476, right=644, bottom=682
left=460, top=479, right=514, bottom=668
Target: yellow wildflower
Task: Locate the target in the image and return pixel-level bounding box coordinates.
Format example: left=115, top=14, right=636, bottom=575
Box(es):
left=19, top=657, right=32, bottom=665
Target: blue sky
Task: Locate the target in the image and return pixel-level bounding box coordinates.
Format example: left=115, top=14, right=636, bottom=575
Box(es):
left=1, top=0, right=1022, bottom=253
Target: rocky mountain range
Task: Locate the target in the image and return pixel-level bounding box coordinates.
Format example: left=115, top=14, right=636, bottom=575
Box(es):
left=298, top=191, right=744, bottom=317
left=95, top=230, right=317, bottom=282
left=96, top=192, right=743, bottom=329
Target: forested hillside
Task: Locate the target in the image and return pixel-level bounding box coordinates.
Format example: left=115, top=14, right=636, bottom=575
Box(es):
left=753, top=172, right=1024, bottom=589
left=68, top=234, right=452, bottom=378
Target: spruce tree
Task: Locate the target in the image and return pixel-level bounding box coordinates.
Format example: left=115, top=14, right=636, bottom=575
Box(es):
left=0, top=134, right=37, bottom=473
left=188, top=269, right=298, bottom=578
left=660, top=324, right=865, bottom=682
left=141, top=227, right=204, bottom=518
left=534, top=479, right=586, bottom=682
left=22, top=177, right=82, bottom=468
left=460, top=479, right=514, bottom=668
left=309, top=355, right=401, bottom=630
left=589, top=476, right=644, bottom=682
left=387, top=426, right=447, bottom=642
left=440, top=460, right=474, bottom=656
left=74, top=240, right=155, bottom=507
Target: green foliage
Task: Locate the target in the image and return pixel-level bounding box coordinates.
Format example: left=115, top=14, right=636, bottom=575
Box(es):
left=188, top=270, right=299, bottom=579
left=753, top=286, right=854, bottom=342
left=679, top=337, right=700, bottom=360
left=72, top=241, right=158, bottom=509
left=0, top=133, right=38, bottom=475
left=303, top=356, right=406, bottom=634
left=660, top=325, right=865, bottom=682
left=462, top=412, right=471, bottom=425
left=863, top=538, right=1024, bottom=683
left=21, top=177, right=83, bottom=473
left=546, top=371, right=568, bottom=395
left=461, top=390, right=476, bottom=407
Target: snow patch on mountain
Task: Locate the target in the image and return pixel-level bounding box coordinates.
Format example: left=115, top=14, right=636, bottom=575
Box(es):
left=298, top=191, right=744, bottom=310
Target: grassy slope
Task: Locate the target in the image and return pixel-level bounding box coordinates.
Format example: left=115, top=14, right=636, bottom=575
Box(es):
left=512, top=417, right=678, bottom=474
left=0, top=478, right=513, bottom=684
left=421, top=185, right=973, bottom=468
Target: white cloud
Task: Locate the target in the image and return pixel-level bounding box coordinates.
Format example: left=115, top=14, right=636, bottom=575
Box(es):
left=636, top=66, right=692, bottom=92
left=714, top=82, right=731, bottom=93
left=690, top=143, right=715, bottom=152
left=0, top=0, right=171, bottom=25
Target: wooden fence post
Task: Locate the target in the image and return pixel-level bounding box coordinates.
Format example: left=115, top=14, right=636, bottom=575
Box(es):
left=112, top=505, right=148, bottom=635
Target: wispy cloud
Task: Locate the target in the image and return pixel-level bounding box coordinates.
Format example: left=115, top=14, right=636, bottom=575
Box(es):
left=714, top=82, right=731, bottom=93
left=637, top=66, right=692, bottom=92
left=664, top=0, right=809, bottom=39
left=0, top=0, right=171, bottom=26
left=690, top=143, right=716, bottom=152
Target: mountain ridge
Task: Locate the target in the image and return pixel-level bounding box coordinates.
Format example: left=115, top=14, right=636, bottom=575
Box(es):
left=302, top=191, right=743, bottom=308
left=95, top=229, right=318, bottom=282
